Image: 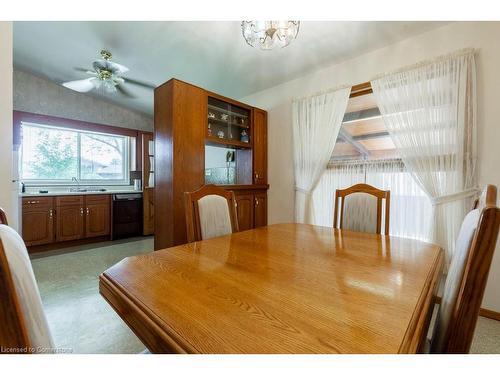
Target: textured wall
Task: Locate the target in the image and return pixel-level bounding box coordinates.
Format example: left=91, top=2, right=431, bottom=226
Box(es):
left=14, top=69, right=153, bottom=131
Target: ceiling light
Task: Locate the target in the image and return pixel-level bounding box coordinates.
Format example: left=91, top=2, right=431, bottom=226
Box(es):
left=241, top=21, right=300, bottom=50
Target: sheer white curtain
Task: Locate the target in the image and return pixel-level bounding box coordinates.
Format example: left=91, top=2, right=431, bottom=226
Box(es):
left=312, top=159, right=432, bottom=240
left=371, top=49, right=477, bottom=265
left=292, top=87, right=351, bottom=223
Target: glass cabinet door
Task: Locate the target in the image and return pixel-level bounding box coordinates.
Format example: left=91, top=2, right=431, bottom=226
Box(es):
left=207, top=97, right=251, bottom=146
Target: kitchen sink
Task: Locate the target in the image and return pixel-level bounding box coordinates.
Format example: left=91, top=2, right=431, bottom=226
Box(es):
left=68, top=187, right=107, bottom=192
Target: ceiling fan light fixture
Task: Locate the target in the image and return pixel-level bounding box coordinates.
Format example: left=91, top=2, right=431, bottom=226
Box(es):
left=61, top=49, right=154, bottom=98
left=241, top=21, right=300, bottom=50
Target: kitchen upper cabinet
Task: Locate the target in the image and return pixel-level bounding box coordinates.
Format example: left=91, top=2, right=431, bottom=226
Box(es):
left=22, top=197, right=54, bottom=246
left=56, top=196, right=85, bottom=242
left=85, top=195, right=110, bottom=238
left=252, top=108, right=267, bottom=185
left=254, top=192, right=267, bottom=228
left=235, top=193, right=254, bottom=231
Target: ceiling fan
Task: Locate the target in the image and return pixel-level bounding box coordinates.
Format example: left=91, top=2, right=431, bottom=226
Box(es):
left=62, top=50, right=155, bottom=98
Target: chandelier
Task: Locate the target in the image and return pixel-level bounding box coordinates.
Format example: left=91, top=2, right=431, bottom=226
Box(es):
left=241, top=21, right=300, bottom=50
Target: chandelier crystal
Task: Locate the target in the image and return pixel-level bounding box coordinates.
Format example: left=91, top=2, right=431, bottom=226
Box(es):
left=241, top=21, right=300, bottom=50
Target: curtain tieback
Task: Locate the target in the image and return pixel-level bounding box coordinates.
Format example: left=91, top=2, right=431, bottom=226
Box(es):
left=430, top=188, right=479, bottom=206
left=295, top=187, right=312, bottom=195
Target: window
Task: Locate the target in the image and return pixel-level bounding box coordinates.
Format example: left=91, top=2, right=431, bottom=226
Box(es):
left=311, top=88, right=432, bottom=241
left=331, top=92, right=397, bottom=162
left=21, top=122, right=130, bottom=185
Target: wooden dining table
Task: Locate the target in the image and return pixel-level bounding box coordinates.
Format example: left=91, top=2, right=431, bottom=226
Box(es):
left=99, top=223, right=444, bottom=354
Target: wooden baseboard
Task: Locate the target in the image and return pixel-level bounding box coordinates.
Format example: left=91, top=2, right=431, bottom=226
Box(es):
left=27, top=236, right=110, bottom=254
left=479, top=308, right=500, bottom=321
left=434, top=296, right=500, bottom=321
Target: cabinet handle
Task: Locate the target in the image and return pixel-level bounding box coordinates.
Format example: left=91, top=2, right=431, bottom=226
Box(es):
left=48, top=209, right=54, bottom=218
left=254, top=173, right=259, bottom=180
left=80, top=207, right=84, bottom=216
left=86, top=208, right=90, bottom=215
left=255, top=197, right=259, bottom=206
left=27, top=200, right=40, bottom=204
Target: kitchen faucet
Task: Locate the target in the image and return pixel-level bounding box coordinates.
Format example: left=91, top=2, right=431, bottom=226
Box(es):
left=71, top=176, right=80, bottom=187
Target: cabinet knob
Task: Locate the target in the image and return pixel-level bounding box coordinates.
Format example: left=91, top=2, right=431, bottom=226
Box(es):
left=255, top=197, right=259, bottom=206
left=86, top=208, right=90, bottom=215
left=48, top=209, right=54, bottom=218
left=80, top=207, right=84, bottom=215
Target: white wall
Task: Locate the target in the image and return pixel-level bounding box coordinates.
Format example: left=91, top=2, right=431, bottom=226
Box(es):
left=241, top=22, right=500, bottom=312
left=14, top=69, right=153, bottom=131
left=0, top=22, right=17, bottom=230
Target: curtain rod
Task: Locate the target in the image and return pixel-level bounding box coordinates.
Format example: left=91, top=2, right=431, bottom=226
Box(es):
left=328, top=157, right=404, bottom=168
left=292, top=83, right=352, bottom=103
left=371, top=47, right=478, bottom=82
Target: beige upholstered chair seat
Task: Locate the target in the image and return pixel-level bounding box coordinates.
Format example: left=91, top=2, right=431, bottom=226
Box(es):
left=429, top=209, right=480, bottom=353
left=342, top=192, right=378, bottom=233
left=197, top=194, right=233, bottom=240
left=333, top=183, right=390, bottom=235
left=0, top=224, right=54, bottom=351
left=184, top=185, right=239, bottom=243
left=424, top=185, right=500, bottom=353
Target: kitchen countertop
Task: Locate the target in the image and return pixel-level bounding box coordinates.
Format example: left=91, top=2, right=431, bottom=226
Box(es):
left=20, top=189, right=143, bottom=197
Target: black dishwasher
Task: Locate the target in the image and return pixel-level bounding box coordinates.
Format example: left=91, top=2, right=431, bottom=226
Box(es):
left=112, top=193, right=143, bottom=240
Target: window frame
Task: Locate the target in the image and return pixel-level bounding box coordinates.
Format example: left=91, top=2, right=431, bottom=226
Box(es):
left=330, top=82, right=398, bottom=164
left=20, top=121, right=131, bottom=187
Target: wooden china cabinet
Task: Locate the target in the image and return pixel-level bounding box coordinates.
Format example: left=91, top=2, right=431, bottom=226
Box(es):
left=154, top=78, right=268, bottom=250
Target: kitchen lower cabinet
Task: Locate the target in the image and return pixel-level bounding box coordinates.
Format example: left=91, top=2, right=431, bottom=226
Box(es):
left=85, top=195, right=111, bottom=238
left=22, top=194, right=112, bottom=251
left=56, top=196, right=85, bottom=242
left=22, top=197, right=55, bottom=246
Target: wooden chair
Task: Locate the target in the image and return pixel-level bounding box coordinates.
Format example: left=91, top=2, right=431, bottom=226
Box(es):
left=0, top=207, right=7, bottom=225
left=0, top=224, right=54, bottom=353
left=184, top=184, right=239, bottom=243
left=333, top=183, right=391, bottom=235
left=427, top=184, right=500, bottom=353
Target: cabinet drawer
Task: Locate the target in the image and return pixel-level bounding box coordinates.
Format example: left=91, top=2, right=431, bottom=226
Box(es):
left=22, top=197, right=53, bottom=210
left=56, top=195, right=84, bottom=206
left=85, top=194, right=110, bottom=205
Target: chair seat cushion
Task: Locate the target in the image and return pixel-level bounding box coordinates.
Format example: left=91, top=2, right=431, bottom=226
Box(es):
left=0, top=224, right=54, bottom=350
left=197, top=195, right=233, bottom=240
left=342, top=192, right=378, bottom=233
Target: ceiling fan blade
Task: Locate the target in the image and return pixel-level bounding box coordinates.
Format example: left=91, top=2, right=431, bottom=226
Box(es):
left=62, top=78, right=96, bottom=92
left=107, top=60, right=129, bottom=74
left=116, top=84, right=136, bottom=98
left=92, top=59, right=129, bottom=75
left=74, top=67, right=94, bottom=73
left=123, top=77, right=155, bottom=89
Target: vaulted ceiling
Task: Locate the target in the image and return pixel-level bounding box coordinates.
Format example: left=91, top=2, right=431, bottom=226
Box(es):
left=13, top=21, right=448, bottom=116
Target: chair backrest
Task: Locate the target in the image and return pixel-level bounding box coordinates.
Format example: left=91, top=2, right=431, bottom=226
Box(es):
left=430, top=185, right=500, bottom=353
left=184, top=184, right=239, bottom=243
left=0, top=207, right=7, bottom=225
left=333, top=183, right=390, bottom=235
left=0, top=224, right=54, bottom=353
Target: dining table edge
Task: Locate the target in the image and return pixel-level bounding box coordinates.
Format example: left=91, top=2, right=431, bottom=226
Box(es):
left=99, top=270, right=197, bottom=354
left=398, top=245, right=444, bottom=353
